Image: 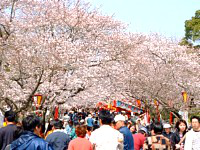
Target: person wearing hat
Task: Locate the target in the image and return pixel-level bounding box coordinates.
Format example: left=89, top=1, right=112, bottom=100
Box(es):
left=114, top=114, right=134, bottom=150
left=133, top=127, right=148, bottom=150
left=162, top=123, right=173, bottom=140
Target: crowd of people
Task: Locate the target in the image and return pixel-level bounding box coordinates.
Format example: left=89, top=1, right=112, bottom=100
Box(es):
left=0, top=108, right=200, bottom=150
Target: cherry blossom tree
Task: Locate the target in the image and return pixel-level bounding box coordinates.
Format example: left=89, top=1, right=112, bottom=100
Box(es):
left=0, top=0, right=199, bottom=116
left=118, top=34, right=200, bottom=114
left=0, top=0, right=127, bottom=113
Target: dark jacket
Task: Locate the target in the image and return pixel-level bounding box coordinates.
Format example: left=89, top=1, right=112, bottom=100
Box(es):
left=46, top=130, right=70, bottom=150
left=0, top=124, right=17, bottom=150
left=162, top=131, right=173, bottom=140
left=10, top=131, right=53, bottom=150
left=170, top=131, right=186, bottom=150
left=119, top=126, right=134, bottom=150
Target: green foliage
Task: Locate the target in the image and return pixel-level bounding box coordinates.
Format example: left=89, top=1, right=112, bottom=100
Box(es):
left=179, top=37, right=192, bottom=47
left=182, top=10, right=200, bottom=47
left=188, top=107, right=200, bottom=121
left=160, top=109, right=170, bottom=121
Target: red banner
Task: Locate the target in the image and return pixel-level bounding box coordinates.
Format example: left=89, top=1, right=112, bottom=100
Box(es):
left=136, top=100, right=141, bottom=108
left=169, top=112, right=173, bottom=124
left=54, top=106, right=59, bottom=120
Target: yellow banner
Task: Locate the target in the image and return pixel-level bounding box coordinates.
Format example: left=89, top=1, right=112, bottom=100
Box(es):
left=182, top=92, right=187, bottom=103
left=37, top=95, right=42, bottom=105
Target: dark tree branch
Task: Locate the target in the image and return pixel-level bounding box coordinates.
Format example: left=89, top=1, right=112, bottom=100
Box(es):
left=10, top=0, right=17, bottom=22
left=11, top=77, right=24, bottom=89
left=150, top=51, right=167, bottom=64
left=5, top=97, right=18, bottom=110
left=17, top=69, right=44, bottom=113
left=0, top=24, right=10, bottom=39
left=0, top=97, right=18, bottom=112
left=56, top=85, right=86, bottom=105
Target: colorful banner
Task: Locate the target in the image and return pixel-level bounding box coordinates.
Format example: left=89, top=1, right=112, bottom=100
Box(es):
left=116, top=100, right=143, bottom=113
left=136, top=100, right=141, bottom=108
left=154, top=99, right=159, bottom=106
left=33, top=94, right=43, bottom=116
left=182, top=92, right=187, bottom=103
left=144, top=110, right=150, bottom=124
left=33, top=94, right=42, bottom=106
left=54, top=106, right=59, bottom=120
left=179, top=111, right=189, bottom=125
left=169, top=112, right=173, bottom=124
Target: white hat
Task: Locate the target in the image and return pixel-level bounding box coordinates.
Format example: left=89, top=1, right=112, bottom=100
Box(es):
left=163, top=123, right=171, bottom=128
left=114, top=114, right=125, bottom=122
left=80, top=119, right=85, bottom=123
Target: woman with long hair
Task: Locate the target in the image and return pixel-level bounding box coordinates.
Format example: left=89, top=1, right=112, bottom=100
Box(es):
left=171, top=119, right=187, bottom=150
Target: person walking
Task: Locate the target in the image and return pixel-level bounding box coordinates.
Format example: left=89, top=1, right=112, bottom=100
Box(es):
left=68, top=125, right=93, bottom=150
left=0, top=110, right=17, bottom=150
left=65, top=120, right=77, bottom=140
left=85, top=114, right=94, bottom=128
left=171, top=119, right=187, bottom=150
left=114, top=114, right=134, bottom=150
left=133, top=127, right=147, bottom=150
left=162, top=123, right=173, bottom=140
left=184, top=116, right=200, bottom=150
left=10, top=115, right=53, bottom=150
left=89, top=110, right=124, bottom=150
left=143, top=123, right=171, bottom=150
left=46, top=120, right=70, bottom=150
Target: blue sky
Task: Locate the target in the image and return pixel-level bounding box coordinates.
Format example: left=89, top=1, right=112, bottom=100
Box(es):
left=86, top=0, right=199, bottom=39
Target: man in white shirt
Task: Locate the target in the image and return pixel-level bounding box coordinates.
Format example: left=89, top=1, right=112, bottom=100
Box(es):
left=89, top=110, right=123, bottom=150
left=184, top=116, right=200, bottom=150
